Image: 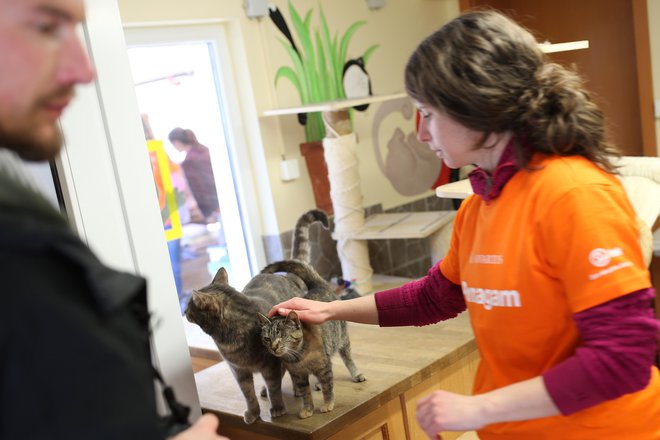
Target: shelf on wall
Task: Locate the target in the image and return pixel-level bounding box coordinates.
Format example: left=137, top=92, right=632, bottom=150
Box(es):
left=539, top=40, right=589, bottom=53
left=263, top=40, right=587, bottom=118
left=262, top=92, right=407, bottom=117
left=435, top=178, right=473, bottom=200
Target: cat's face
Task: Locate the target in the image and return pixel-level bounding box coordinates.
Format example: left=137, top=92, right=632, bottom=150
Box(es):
left=257, top=312, right=304, bottom=361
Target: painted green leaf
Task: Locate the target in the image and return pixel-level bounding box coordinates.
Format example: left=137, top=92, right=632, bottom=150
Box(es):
left=275, top=66, right=303, bottom=100
left=303, top=8, right=313, bottom=29
left=278, top=39, right=310, bottom=103
left=319, top=6, right=339, bottom=99
left=339, top=20, right=367, bottom=67
left=362, top=44, right=380, bottom=66
left=315, top=30, right=331, bottom=101
left=332, top=34, right=343, bottom=98
left=289, top=2, right=319, bottom=103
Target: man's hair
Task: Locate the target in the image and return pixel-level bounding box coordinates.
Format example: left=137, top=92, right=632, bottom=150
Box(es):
left=404, top=9, right=619, bottom=171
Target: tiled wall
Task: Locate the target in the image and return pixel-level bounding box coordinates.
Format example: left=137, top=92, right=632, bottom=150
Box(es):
left=262, top=195, right=455, bottom=280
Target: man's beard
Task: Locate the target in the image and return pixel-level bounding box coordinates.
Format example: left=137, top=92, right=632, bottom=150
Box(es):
left=0, top=123, right=64, bottom=162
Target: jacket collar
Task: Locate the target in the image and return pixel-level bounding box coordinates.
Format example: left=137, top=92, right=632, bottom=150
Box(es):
left=0, top=167, right=146, bottom=314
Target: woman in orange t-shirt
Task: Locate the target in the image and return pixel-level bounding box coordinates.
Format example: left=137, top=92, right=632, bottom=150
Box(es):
left=269, top=10, right=660, bottom=439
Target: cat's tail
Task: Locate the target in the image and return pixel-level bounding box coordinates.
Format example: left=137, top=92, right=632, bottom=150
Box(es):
left=291, top=209, right=329, bottom=263
left=262, top=259, right=327, bottom=290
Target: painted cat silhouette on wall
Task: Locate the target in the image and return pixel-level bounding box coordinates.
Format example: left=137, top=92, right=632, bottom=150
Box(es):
left=372, top=96, right=443, bottom=195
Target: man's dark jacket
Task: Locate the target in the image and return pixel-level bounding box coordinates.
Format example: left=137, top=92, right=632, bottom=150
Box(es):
left=0, top=171, right=163, bottom=439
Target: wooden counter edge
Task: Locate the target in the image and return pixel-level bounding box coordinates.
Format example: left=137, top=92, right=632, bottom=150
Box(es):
left=197, top=338, right=478, bottom=440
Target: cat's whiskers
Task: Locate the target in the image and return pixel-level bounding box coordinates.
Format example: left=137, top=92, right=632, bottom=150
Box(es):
left=282, top=346, right=304, bottom=362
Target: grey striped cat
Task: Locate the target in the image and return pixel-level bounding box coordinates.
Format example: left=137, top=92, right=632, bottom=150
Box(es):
left=258, top=259, right=366, bottom=419
left=184, top=209, right=327, bottom=424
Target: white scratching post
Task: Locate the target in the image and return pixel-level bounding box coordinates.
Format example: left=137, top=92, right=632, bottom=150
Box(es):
left=323, top=110, right=373, bottom=293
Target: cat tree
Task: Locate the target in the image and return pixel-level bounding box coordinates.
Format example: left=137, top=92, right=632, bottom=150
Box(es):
left=265, top=93, right=405, bottom=294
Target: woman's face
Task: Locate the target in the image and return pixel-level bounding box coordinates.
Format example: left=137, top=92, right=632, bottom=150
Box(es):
left=416, top=103, right=487, bottom=170
left=416, top=103, right=511, bottom=173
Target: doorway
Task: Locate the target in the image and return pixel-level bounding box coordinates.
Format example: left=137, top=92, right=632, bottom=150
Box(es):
left=125, top=30, right=253, bottom=313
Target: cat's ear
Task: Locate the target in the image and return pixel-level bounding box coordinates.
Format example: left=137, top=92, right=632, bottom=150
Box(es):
left=191, top=292, right=220, bottom=313
left=256, top=312, right=271, bottom=326
left=286, top=311, right=303, bottom=338
left=211, top=267, right=229, bottom=286
left=286, top=311, right=302, bottom=328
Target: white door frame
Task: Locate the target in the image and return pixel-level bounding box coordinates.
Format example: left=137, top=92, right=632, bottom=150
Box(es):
left=56, top=0, right=201, bottom=417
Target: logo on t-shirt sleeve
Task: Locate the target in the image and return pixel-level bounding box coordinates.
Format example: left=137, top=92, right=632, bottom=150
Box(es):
left=587, top=247, right=632, bottom=280
left=588, top=247, right=623, bottom=267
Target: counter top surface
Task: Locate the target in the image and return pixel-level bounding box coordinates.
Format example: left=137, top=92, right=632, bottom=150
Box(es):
left=195, top=311, right=475, bottom=440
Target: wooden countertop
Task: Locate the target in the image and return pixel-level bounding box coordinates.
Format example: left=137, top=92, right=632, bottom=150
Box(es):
left=195, top=312, right=476, bottom=440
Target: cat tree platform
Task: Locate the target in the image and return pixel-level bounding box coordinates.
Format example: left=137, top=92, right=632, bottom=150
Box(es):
left=331, top=210, right=456, bottom=264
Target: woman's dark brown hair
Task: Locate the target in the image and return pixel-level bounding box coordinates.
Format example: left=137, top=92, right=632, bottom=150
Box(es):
left=168, top=127, right=200, bottom=148
left=404, top=10, right=619, bottom=171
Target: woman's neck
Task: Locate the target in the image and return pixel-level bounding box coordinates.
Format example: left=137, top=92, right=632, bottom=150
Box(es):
left=475, top=131, right=514, bottom=173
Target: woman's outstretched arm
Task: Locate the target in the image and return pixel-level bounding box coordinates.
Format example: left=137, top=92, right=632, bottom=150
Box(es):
left=269, top=294, right=379, bottom=325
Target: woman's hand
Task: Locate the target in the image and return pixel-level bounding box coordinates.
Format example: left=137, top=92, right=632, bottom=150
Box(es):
left=170, top=413, right=229, bottom=440
left=268, top=297, right=332, bottom=324
left=415, top=376, right=560, bottom=439
left=415, top=391, right=487, bottom=439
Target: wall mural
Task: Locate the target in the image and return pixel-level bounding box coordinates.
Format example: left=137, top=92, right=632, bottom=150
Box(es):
left=371, top=97, right=443, bottom=196
left=269, top=3, right=444, bottom=198
left=269, top=3, right=379, bottom=143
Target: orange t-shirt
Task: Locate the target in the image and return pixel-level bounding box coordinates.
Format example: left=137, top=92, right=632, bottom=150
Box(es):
left=440, top=154, right=660, bottom=439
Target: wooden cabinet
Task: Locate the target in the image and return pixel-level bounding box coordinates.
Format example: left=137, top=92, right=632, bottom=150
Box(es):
left=404, top=349, right=480, bottom=440
left=194, top=313, right=478, bottom=440
left=326, top=397, right=408, bottom=440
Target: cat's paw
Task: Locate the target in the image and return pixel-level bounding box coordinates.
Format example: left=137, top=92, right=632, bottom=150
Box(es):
left=298, top=407, right=314, bottom=419
left=243, top=410, right=259, bottom=424
left=319, top=401, right=335, bottom=413
left=352, top=373, right=366, bottom=382
left=270, top=406, right=287, bottom=418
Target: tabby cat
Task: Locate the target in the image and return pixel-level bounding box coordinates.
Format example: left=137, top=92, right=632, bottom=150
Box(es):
left=258, top=259, right=366, bottom=419
left=184, top=209, right=326, bottom=424
left=290, top=208, right=328, bottom=263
